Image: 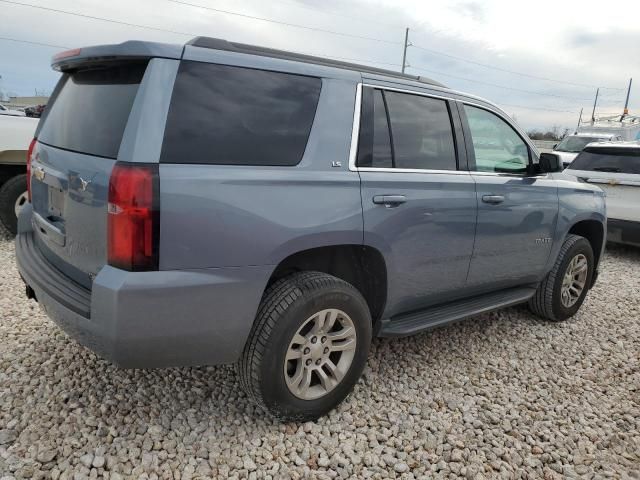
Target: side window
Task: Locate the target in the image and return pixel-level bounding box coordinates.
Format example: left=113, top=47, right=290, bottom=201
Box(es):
left=356, top=88, right=393, bottom=168
left=384, top=91, right=457, bottom=170
left=160, top=61, right=321, bottom=166
left=464, top=105, right=530, bottom=173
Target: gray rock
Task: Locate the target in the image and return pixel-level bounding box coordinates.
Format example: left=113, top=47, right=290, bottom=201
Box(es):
left=0, top=430, right=17, bottom=446
left=394, top=462, right=409, bottom=473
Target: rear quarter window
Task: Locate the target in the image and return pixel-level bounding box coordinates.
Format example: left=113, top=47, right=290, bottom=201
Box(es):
left=160, top=61, right=322, bottom=166
left=38, top=62, right=147, bottom=159
left=570, top=149, right=640, bottom=174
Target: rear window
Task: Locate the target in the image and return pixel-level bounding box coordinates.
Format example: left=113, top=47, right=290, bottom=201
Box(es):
left=570, top=148, right=640, bottom=174
left=160, top=61, right=322, bottom=166
left=38, top=62, right=147, bottom=159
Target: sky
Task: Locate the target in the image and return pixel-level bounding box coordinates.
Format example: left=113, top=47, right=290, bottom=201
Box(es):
left=1, top=0, right=638, bottom=131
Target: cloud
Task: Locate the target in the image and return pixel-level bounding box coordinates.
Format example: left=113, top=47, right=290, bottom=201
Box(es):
left=0, top=0, right=637, bottom=130
left=454, top=2, right=486, bottom=23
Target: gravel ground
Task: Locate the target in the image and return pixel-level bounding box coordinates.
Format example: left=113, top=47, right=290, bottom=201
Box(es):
left=0, top=228, right=639, bottom=480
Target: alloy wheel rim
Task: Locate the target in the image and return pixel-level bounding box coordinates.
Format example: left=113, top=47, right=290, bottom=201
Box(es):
left=284, top=308, right=357, bottom=400
left=560, top=253, right=588, bottom=308
left=14, top=191, right=28, bottom=217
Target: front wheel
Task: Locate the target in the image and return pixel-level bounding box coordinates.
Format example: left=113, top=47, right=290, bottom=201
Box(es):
left=529, top=234, right=594, bottom=321
left=238, top=271, right=372, bottom=421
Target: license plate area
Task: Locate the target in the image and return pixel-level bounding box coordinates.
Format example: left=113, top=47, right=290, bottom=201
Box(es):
left=48, top=186, right=65, bottom=219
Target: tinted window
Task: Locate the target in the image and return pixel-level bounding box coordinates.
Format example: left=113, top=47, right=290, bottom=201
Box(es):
left=385, top=91, right=457, bottom=170
left=465, top=105, right=529, bottom=173
left=356, top=88, right=392, bottom=168
left=569, top=149, right=640, bottom=174
left=38, top=62, right=146, bottom=159
left=161, top=62, right=321, bottom=166
left=555, top=135, right=610, bottom=153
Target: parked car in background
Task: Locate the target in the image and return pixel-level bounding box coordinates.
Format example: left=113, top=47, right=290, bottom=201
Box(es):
left=553, top=132, right=622, bottom=167
left=24, top=104, right=46, bottom=118
left=16, top=38, right=606, bottom=421
left=0, top=115, right=38, bottom=233
left=566, top=141, right=640, bottom=247
left=0, top=104, right=26, bottom=117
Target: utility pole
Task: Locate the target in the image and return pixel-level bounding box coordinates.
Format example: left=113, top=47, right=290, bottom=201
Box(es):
left=591, top=88, right=599, bottom=124
left=401, top=28, right=409, bottom=74
left=575, top=108, right=583, bottom=134
left=623, top=77, right=632, bottom=117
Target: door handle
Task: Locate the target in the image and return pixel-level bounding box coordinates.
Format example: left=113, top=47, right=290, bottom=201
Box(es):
left=482, top=194, right=505, bottom=204
left=373, top=195, right=407, bottom=207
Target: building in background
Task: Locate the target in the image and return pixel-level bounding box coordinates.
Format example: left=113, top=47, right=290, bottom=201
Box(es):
left=0, top=95, right=49, bottom=109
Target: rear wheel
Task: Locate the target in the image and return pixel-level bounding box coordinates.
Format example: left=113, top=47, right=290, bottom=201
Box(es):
left=0, top=174, right=28, bottom=235
left=529, top=234, right=594, bottom=321
left=239, top=271, right=371, bottom=421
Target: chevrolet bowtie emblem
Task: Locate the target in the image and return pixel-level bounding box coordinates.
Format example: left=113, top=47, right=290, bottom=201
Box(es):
left=79, top=177, right=91, bottom=192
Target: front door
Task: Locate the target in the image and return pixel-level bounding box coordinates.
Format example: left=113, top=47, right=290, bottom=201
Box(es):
left=460, top=103, right=558, bottom=288
left=357, top=86, right=477, bottom=316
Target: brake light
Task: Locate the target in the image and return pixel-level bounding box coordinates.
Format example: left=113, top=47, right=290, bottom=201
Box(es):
left=107, top=162, right=159, bottom=271
left=53, top=48, right=81, bottom=61
left=26, top=138, right=36, bottom=202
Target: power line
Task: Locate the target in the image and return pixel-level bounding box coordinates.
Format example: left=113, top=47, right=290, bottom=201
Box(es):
left=408, top=65, right=623, bottom=103
left=410, top=43, right=624, bottom=91
left=259, top=0, right=406, bottom=30
left=0, top=36, right=68, bottom=49
left=498, top=102, right=577, bottom=114
left=0, top=36, right=400, bottom=68
left=1, top=0, right=627, bottom=111
left=0, top=0, right=197, bottom=37
left=2, top=0, right=403, bottom=46
left=167, top=0, right=402, bottom=45
left=3, top=0, right=627, bottom=95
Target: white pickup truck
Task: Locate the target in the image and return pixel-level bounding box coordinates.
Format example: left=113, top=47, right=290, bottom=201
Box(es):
left=0, top=115, right=38, bottom=234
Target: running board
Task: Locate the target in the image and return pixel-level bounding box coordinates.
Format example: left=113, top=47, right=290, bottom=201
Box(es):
left=379, top=287, right=536, bottom=337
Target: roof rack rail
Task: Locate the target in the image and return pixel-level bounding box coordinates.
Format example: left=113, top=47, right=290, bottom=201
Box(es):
left=187, top=37, right=447, bottom=88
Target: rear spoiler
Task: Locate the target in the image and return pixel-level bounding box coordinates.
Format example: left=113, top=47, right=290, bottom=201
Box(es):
left=51, top=40, right=184, bottom=72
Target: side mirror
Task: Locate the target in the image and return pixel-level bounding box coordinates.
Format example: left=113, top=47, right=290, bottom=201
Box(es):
left=538, top=152, right=563, bottom=173
left=553, top=143, right=558, bottom=149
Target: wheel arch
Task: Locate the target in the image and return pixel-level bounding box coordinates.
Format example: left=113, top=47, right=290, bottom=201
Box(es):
left=567, top=219, right=605, bottom=269
left=266, top=244, right=388, bottom=330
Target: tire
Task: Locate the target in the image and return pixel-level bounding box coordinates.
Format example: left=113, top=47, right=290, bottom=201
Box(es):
left=0, top=174, right=28, bottom=235
left=239, top=271, right=372, bottom=421
left=528, top=234, right=594, bottom=321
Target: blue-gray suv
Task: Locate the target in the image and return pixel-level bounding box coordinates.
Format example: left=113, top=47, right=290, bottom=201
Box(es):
left=16, top=37, right=606, bottom=421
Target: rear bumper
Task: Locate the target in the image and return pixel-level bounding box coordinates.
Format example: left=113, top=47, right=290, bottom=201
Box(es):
left=16, top=227, right=273, bottom=368
left=607, top=218, right=640, bottom=247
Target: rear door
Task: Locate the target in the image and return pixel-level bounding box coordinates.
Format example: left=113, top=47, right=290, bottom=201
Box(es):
left=356, top=85, right=477, bottom=315
left=460, top=103, right=558, bottom=289
left=30, top=61, right=150, bottom=287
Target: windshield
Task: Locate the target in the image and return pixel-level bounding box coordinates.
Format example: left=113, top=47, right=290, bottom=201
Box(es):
left=555, top=136, right=607, bottom=153
left=569, top=149, right=640, bottom=174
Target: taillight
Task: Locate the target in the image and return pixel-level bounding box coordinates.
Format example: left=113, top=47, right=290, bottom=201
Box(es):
left=107, top=162, right=159, bottom=271
left=27, top=138, right=36, bottom=202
